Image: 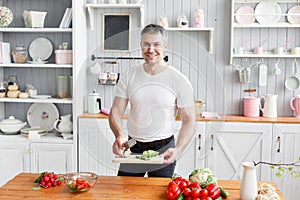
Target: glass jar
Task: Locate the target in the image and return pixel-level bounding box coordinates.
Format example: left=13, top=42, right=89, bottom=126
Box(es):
left=12, top=43, right=27, bottom=63
left=194, top=9, right=204, bottom=28
left=177, top=14, right=189, bottom=28
left=0, top=82, right=6, bottom=98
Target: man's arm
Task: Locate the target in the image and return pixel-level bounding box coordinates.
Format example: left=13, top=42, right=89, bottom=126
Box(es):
left=162, top=105, right=196, bottom=164
left=109, top=96, right=129, bottom=157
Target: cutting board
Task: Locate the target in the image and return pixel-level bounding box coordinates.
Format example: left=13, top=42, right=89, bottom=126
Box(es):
left=112, top=155, right=164, bottom=164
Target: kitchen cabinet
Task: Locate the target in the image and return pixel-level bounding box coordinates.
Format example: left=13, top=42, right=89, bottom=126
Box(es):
left=230, top=0, right=300, bottom=64
left=272, top=124, right=300, bottom=200
left=78, top=118, right=119, bottom=176
left=205, top=122, right=273, bottom=180
left=0, top=134, right=74, bottom=187
left=174, top=121, right=206, bottom=177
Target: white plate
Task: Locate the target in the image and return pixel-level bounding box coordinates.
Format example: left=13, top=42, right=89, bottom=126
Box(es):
left=287, top=5, right=300, bottom=24
left=0, top=6, right=13, bottom=27
left=31, top=95, right=52, bottom=99
left=235, top=6, right=255, bottom=25
left=255, top=1, right=281, bottom=25
left=29, top=37, right=53, bottom=61
left=27, top=103, right=59, bottom=132
left=27, top=61, right=48, bottom=64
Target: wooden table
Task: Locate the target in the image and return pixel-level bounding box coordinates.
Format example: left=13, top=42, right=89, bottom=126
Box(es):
left=0, top=173, right=285, bottom=199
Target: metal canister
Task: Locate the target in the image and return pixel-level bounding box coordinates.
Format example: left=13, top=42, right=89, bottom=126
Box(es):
left=239, top=68, right=251, bottom=83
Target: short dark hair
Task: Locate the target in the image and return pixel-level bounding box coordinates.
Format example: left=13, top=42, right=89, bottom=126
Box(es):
left=141, top=24, right=168, bottom=43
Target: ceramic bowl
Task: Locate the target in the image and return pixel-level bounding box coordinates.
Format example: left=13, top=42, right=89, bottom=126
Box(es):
left=0, top=116, right=27, bottom=134
left=64, top=172, right=97, bottom=193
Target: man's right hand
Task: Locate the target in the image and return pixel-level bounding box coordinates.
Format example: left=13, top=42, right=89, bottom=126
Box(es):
left=112, top=133, right=128, bottom=157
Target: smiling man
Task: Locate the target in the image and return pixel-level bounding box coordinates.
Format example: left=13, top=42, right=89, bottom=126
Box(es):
left=109, top=24, right=196, bottom=177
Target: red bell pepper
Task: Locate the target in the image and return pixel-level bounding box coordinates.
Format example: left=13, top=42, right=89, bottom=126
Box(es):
left=205, top=183, right=221, bottom=199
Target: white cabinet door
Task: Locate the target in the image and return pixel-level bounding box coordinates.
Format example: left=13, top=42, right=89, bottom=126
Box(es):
left=0, top=141, right=30, bottom=186
left=79, top=118, right=118, bottom=176
left=205, top=122, right=272, bottom=181
left=272, top=124, right=300, bottom=200
left=30, top=143, right=74, bottom=174
left=174, top=122, right=206, bottom=177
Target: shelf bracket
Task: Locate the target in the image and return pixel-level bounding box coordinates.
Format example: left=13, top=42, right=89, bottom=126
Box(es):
left=208, top=29, right=214, bottom=54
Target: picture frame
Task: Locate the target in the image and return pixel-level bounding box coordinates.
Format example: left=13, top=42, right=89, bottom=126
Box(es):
left=102, top=14, right=131, bottom=52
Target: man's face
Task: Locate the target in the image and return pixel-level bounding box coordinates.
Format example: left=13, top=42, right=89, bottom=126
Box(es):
left=140, top=32, right=168, bottom=65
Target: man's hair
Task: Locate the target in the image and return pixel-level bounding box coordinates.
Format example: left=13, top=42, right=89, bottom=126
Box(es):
left=140, top=24, right=168, bottom=43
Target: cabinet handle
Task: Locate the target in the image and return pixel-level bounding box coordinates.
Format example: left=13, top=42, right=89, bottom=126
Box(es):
left=277, top=136, right=281, bottom=153
left=198, top=134, right=201, bottom=150
left=210, top=134, right=214, bottom=151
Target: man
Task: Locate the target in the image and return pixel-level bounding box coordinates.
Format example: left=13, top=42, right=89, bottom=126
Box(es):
left=109, top=24, right=196, bottom=177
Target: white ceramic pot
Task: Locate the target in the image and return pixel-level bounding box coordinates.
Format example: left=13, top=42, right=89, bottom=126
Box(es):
left=53, top=114, right=73, bottom=134
left=0, top=116, right=27, bottom=134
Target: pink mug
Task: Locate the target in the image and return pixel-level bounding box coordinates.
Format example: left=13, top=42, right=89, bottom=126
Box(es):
left=290, top=95, right=300, bottom=118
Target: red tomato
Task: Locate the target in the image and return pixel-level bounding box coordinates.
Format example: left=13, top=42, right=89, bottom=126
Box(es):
left=192, top=198, right=201, bottom=200
left=200, top=197, right=212, bottom=200
left=191, top=188, right=201, bottom=197
left=174, top=177, right=183, bottom=184
left=189, top=182, right=201, bottom=189
left=199, top=189, right=208, bottom=197
left=185, top=197, right=192, bottom=200
left=183, top=187, right=192, bottom=197
left=179, top=180, right=188, bottom=189
left=167, top=190, right=176, bottom=200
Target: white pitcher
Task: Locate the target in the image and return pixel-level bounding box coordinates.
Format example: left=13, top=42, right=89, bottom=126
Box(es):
left=240, top=162, right=258, bottom=200
left=54, top=114, right=73, bottom=133
left=261, top=94, right=278, bottom=118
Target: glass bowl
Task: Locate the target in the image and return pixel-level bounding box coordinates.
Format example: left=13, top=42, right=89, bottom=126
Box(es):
left=64, top=172, right=97, bottom=192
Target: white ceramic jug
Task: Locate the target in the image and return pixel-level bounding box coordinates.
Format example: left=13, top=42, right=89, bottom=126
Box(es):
left=240, top=162, right=258, bottom=200
left=53, top=114, right=73, bottom=133
left=88, top=91, right=101, bottom=114
left=261, top=94, right=278, bottom=118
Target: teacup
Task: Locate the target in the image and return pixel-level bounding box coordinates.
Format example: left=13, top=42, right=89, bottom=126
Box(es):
left=254, top=47, right=263, bottom=54
left=109, top=72, right=119, bottom=84
left=99, top=72, right=110, bottom=84
left=274, top=47, right=284, bottom=54
left=291, top=47, right=300, bottom=55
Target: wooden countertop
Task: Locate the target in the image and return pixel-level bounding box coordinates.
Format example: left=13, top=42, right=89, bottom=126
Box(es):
left=79, top=113, right=300, bottom=124
left=0, top=173, right=285, bottom=199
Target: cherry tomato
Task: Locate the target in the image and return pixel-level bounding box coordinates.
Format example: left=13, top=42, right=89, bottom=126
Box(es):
left=183, top=187, right=192, bottom=197
left=185, top=197, right=192, bottom=200
left=192, top=198, right=201, bottom=200
left=179, top=180, right=188, bottom=189
left=200, top=189, right=208, bottom=197
left=174, top=177, right=183, bottom=184
left=191, top=188, right=201, bottom=197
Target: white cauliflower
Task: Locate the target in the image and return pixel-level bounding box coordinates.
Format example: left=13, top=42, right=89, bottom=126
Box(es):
left=189, top=168, right=217, bottom=187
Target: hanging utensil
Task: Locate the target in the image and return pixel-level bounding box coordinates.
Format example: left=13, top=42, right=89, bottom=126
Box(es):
left=259, top=62, right=268, bottom=87
left=274, top=58, right=281, bottom=76
left=285, top=59, right=300, bottom=91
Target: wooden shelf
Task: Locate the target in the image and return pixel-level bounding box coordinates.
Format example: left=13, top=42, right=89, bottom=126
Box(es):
left=0, top=28, right=72, bottom=33
left=86, top=3, right=144, bottom=31
left=0, top=63, right=72, bottom=68
left=232, top=52, right=300, bottom=58
left=0, top=97, right=72, bottom=104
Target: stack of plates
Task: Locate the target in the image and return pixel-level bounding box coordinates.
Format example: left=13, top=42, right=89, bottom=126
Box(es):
left=21, top=127, right=47, bottom=137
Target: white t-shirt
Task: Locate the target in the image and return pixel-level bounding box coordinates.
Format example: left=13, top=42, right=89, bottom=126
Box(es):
left=115, top=64, right=194, bottom=142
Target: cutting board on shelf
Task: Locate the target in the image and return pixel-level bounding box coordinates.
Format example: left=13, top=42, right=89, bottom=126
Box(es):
left=112, top=155, right=164, bottom=164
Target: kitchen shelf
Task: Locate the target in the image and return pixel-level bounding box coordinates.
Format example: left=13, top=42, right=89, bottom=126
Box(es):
left=86, top=3, right=144, bottom=31
left=0, top=63, right=72, bottom=68
left=232, top=53, right=300, bottom=58
left=166, top=27, right=214, bottom=54
left=0, top=28, right=72, bottom=33
left=0, top=97, right=72, bottom=104
left=230, top=0, right=300, bottom=64
left=233, top=23, right=300, bottom=28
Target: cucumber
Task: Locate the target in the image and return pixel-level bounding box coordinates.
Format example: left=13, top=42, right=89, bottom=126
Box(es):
left=219, top=186, right=230, bottom=198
